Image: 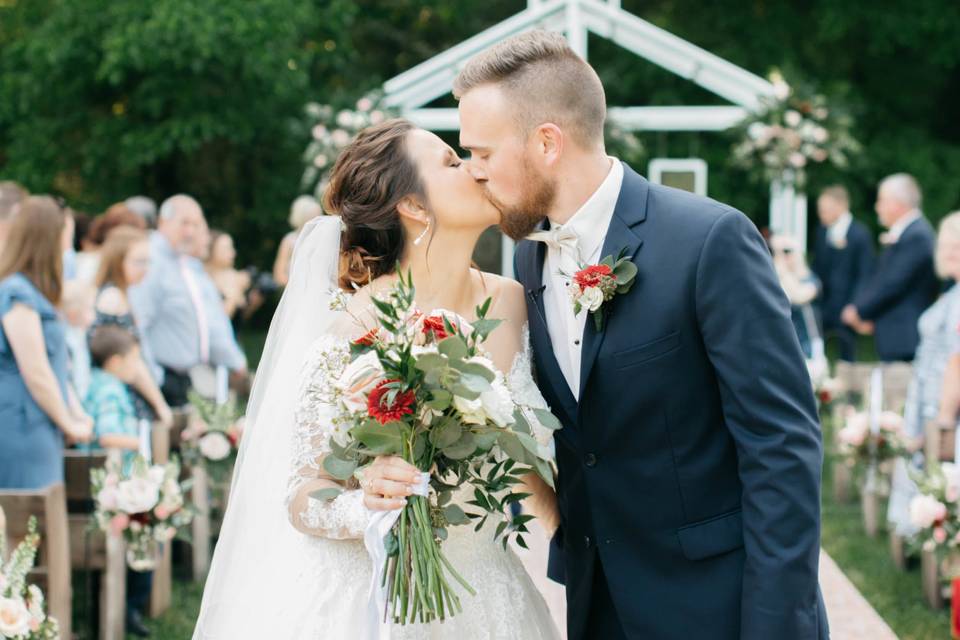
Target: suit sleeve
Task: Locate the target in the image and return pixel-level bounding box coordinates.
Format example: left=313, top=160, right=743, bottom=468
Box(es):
left=854, top=233, right=931, bottom=320
left=695, top=209, right=823, bottom=639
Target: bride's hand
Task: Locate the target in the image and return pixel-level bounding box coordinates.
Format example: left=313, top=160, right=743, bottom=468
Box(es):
left=360, top=456, right=422, bottom=511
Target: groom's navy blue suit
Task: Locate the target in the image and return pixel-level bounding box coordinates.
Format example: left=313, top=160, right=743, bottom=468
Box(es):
left=515, top=164, right=828, bottom=639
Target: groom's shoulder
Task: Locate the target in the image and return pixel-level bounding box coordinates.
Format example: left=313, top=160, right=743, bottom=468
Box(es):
left=645, top=180, right=742, bottom=232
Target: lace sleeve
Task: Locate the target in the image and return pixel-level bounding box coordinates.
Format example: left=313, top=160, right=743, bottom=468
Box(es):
left=285, top=335, right=370, bottom=539
left=506, top=326, right=556, bottom=462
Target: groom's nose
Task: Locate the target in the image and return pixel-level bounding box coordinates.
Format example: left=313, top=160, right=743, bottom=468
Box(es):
left=465, top=160, right=487, bottom=182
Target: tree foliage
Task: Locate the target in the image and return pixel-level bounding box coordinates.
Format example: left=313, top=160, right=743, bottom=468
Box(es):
left=1, top=0, right=958, bottom=267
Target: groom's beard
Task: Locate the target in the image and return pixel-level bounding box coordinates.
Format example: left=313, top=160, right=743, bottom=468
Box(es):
left=492, top=165, right=558, bottom=241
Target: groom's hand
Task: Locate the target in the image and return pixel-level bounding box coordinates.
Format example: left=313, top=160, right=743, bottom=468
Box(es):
left=361, top=456, right=421, bottom=511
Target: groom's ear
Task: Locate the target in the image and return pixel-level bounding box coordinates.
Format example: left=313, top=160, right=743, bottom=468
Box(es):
left=396, top=195, right=428, bottom=225
left=533, top=123, right=563, bottom=167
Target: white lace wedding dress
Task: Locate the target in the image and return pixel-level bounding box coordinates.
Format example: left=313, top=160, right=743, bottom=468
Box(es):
left=284, top=329, right=561, bottom=639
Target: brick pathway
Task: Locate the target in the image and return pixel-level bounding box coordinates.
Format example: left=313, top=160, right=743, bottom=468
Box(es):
left=820, top=550, right=899, bottom=640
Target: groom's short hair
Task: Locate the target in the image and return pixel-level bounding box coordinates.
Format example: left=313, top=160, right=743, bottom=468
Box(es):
left=453, top=30, right=606, bottom=150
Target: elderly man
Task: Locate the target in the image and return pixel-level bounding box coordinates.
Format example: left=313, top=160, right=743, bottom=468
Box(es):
left=812, top=185, right=874, bottom=361
left=842, top=174, right=938, bottom=361
left=0, top=181, right=28, bottom=252
left=128, top=194, right=247, bottom=407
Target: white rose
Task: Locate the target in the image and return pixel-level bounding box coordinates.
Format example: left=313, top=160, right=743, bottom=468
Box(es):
left=336, top=110, right=354, bottom=127
left=812, top=126, right=828, bottom=143
left=331, top=129, right=350, bottom=146
left=773, top=79, right=790, bottom=100
left=116, top=477, right=161, bottom=515
left=784, top=110, right=802, bottom=128
left=335, top=351, right=385, bottom=414
left=579, top=286, right=604, bottom=312
left=147, top=466, right=166, bottom=486
left=199, top=432, right=232, bottom=462
left=0, top=596, right=32, bottom=637
left=453, top=395, right=487, bottom=425
left=479, top=379, right=515, bottom=428
left=837, top=413, right=868, bottom=447
left=747, top=122, right=767, bottom=141
left=96, top=485, right=120, bottom=511
left=910, top=494, right=948, bottom=529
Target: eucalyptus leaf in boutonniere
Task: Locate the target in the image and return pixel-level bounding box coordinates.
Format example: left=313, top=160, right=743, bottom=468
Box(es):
left=568, top=249, right=638, bottom=331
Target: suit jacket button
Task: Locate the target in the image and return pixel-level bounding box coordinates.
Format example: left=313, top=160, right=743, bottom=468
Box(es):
left=584, top=453, right=597, bottom=467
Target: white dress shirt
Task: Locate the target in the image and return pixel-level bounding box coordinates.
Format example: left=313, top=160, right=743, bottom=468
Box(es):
left=540, top=158, right=624, bottom=398
left=826, top=211, right=853, bottom=248
left=884, top=209, right=922, bottom=245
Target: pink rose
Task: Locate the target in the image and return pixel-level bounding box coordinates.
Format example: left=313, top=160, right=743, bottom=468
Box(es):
left=109, top=513, right=130, bottom=537
left=935, top=527, right=948, bottom=544
left=154, top=505, right=171, bottom=521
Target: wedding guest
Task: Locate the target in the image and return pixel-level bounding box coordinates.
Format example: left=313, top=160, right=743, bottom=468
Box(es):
left=75, top=202, right=146, bottom=284
left=62, top=206, right=78, bottom=281
left=843, top=173, right=938, bottom=361
left=60, top=280, right=96, bottom=399
left=93, top=226, right=172, bottom=427
left=0, top=181, right=28, bottom=253
left=0, top=196, right=92, bottom=489
left=128, top=195, right=247, bottom=407
left=125, top=195, right=158, bottom=229
left=888, top=211, right=960, bottom=535
left=81, top=324, right=154, bottom=637
left=205, top=230, right=264, bottom=320
left=272, top=194, right=322, bottom=287
left=771, top=234, right=821, bottom=359
left=812, top=186, right=874, bottom=361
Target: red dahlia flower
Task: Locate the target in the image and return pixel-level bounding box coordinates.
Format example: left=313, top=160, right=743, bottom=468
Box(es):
left=574, top=264, right=614, bottom=289
left=367, top=379, right=416, bottom=424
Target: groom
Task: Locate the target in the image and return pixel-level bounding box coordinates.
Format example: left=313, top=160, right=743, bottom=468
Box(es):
left=454, top=31, right=827, bottom=639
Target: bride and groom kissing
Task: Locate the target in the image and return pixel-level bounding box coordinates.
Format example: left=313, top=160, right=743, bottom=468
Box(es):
left=193, top=30, right=828, bottom=639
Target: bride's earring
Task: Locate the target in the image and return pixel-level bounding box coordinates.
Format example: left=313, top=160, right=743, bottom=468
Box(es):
left=413, top=219, right=431, bottom=246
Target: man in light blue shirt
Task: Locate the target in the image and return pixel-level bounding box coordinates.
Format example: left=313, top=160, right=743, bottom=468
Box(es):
left=128, top=194, right=247, bottom=406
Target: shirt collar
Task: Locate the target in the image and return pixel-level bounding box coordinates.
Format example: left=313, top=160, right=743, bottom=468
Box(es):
left=886, top=209, right=922, bottom=244
left=549, top=157, right=623, bottom=264
left=826, top=212, right=852, bottom=244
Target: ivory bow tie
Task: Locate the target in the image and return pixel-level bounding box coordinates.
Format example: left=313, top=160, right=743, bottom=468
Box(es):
left=527, top=225, right=580, bottom=254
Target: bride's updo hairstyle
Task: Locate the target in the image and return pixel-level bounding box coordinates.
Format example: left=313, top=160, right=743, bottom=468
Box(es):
left=323, top=118, right=427, bottom=289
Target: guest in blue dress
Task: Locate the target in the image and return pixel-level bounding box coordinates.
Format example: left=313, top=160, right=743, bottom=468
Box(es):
left=0, top=196, right=93, bottom=489
left=888, top=211, right=960, bottom=535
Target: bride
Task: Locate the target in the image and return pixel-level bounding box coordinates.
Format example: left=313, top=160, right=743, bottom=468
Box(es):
left=193, top=119, right=561, bottom=639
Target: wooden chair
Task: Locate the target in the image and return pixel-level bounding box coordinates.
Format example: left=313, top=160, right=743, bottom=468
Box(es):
left=922, top=548, right=947, bottom=609
left=0, top=483, right=72, bottom=640
left=925, top=420, right=957, bottom=467
left=149, top=420, right=173, bottom=616
left=831, top=362, right=875, bottom=503
left=64, top=450, right=126, bottom=640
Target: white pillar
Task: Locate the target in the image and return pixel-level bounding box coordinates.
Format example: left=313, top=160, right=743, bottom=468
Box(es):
left=565, top=0, right=587, bottom=59
left=769, top=171, right=808, bottom=255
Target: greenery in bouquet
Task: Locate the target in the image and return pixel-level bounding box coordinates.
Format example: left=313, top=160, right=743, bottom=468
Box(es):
left=184, top=391, right=244, bottom=481
left=91, top=456, right=193, bottom=571
left=731, top=70, right=860, bottom=187
left=0, top=517, right=60, bottom=639
left=320, top=271, right=560, bottom=624
left=835, top=408, right=908, bottom=468
left=908, top=462, right=960, bottom=573
left=300, top=92, right=400, bottom=198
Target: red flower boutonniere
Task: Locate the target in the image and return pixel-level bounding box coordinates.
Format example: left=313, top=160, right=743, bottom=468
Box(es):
left=568, top=250, right=638, bottom=331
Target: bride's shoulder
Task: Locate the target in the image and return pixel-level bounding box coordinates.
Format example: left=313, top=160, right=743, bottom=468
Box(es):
left=477, top=271, right=526, bottom=324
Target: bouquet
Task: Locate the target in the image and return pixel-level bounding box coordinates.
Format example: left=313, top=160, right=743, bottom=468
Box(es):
left=0, top=517, right=60, bottom=639
left=731, top=70, right=860, bottom=187
left=321, top=272, right=560, bottom=624
left=91, top=456, right=193, bottom=571
left=836, top=408, right=907, bottom=466
left=909, top=463, right=960, bottom=561
left=184, top=391, right=243, bottom=479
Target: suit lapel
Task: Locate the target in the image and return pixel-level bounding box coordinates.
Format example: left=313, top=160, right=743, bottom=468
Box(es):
left=577, top=164, right=649, bottom=402
left=522, top=236, right=579, bottom=426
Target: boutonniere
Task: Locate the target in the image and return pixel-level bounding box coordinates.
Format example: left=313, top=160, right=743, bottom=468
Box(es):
left=568, top=250, right=638, bottom=331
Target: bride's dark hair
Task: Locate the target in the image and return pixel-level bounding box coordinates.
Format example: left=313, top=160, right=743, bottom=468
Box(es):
left=323, top=118, right=427, bottom=289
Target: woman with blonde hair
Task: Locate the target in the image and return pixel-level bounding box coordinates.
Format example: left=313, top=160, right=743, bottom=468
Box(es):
left=92, top=226, right=173, bottom=428
left=888, top=210, right=960, bottom=535
left=272, top=194, right=323, bottom=287
left=0, top=196, right=93, bottom=488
